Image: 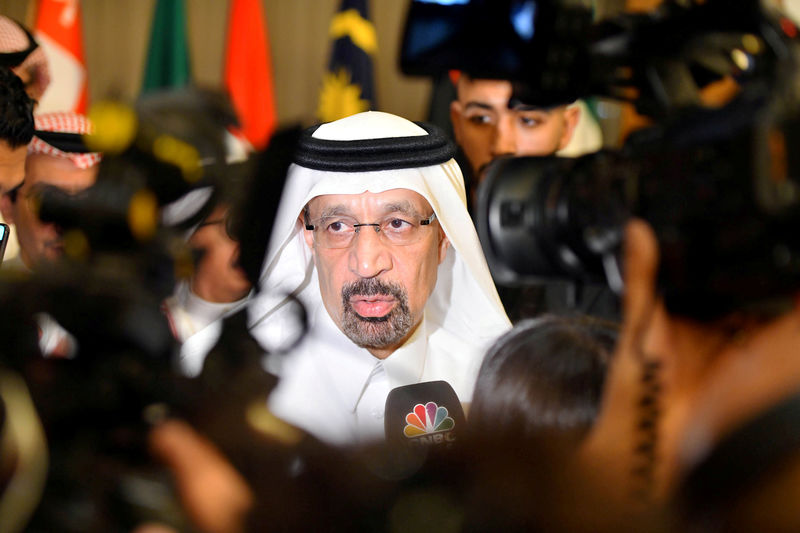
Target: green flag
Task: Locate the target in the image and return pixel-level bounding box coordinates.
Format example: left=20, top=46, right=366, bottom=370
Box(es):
left=141, top=0, right=192, bottom=93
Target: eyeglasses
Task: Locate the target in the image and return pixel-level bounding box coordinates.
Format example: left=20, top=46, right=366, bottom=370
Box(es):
left=197, top=214, right=238, bottom=241
left=305, top=212, right=437, bottom=249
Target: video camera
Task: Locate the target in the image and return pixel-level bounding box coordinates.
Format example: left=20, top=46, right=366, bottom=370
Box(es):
left=0, top=88, right=312, bottom=531
left=402, top=0, right=800, bottom=321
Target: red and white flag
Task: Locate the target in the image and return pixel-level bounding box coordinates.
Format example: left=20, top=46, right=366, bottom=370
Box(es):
left=33, top=0, right=88, bottom=113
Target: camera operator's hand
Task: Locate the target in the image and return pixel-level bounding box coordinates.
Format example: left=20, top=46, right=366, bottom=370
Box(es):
left=147, top=419, right=254, bottom=533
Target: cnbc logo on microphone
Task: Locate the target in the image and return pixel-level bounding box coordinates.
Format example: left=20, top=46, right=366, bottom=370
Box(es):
left=403, top=402, right=456, bottom=445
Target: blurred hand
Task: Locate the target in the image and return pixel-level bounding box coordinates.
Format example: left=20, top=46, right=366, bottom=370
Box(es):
left=147, top=419, right=254, bottom=533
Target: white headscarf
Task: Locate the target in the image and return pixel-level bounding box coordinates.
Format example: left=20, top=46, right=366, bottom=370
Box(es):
left=248, top=111, right=510, bottom=355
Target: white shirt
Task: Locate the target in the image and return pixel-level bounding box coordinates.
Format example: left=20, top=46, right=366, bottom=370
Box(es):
left=267, top=298, right=486, bottom=446
left=162, top=280, right=251, bottom=377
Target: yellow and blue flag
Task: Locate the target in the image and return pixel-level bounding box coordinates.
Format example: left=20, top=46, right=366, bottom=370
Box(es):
left=317, top=0, right=377, bottom=122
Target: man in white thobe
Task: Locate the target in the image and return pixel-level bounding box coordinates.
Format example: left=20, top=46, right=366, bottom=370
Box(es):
left=249, top=111, right=511, bottom=446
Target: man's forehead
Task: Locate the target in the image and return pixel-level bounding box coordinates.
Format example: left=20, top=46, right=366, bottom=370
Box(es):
left=24, top=153, right=97, bottom=188
left=458, top=78, right=513, bottom=106
left=307, top=189, right=432, bottom=215
left=0, top=140, right=27, bottom=192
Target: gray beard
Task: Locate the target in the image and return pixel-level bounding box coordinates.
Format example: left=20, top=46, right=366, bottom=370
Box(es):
left=340, top=278, right=413, bottom=350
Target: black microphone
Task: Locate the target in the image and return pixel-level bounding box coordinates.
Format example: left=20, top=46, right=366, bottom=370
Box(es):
left=384, top=380, right=466, bottom=450
left=371, top=381, right=467, bottom=481
left=362, top=381, right=466, bottom=480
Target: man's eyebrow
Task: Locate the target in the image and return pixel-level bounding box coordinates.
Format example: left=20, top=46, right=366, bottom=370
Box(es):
left=510, top=103, right=550, bottom=112
left=316, top=204, right=352, bottom=219
left=314, top=200, right=427, bottom=219
left=463, top=101, right=496, bottom=112
left=379, top=201, right=424, bottom=217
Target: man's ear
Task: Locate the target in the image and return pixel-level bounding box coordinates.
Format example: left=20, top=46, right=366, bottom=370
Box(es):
left=437, top=226, right=450, bottom=264
left=450, top=100, right=464, bottom=144
left=0, top=193, right=15, bottom=225
left=558, top=104, right=581, bottom=150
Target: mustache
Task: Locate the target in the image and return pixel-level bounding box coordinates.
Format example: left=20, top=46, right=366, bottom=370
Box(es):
left=342, top=278, right=405, bottom=300
left=341, top=278, right=407, bottom=322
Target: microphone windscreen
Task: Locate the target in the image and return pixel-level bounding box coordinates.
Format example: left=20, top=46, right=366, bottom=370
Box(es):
left=384, top=380, right=466, bottom=450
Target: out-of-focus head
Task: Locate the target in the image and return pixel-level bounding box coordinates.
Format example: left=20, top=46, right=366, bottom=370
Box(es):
left=0, top=66, right=34, bottom=194
left=189, top=203, right=252, bottom=303
left=470, top=314, right=616, bottom=443
left=1, top=112, right=100, bottom=269
left=450, top=74, right=580, bottom=181
left=463, top=314, right=616, bottom=531
left=0, top=16, right=50, bottom=103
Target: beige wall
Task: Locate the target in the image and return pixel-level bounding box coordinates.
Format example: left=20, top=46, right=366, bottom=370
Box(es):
left=0, top=0, right=432, bottom=126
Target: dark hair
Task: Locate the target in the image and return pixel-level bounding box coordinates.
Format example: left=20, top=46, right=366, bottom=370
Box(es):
left=461, top=315, right=617, bottom=531
left=0, top=66, right=34, bottom=148
left=469, top=314, right=617, bottom=443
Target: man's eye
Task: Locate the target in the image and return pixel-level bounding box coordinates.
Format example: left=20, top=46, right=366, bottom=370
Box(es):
left=326, top=220, right=352, bottom=232
left=467, top=114, right=492, bottom=126
left=519, top=115, right=544, bottom=127
left=384, top=218, right=413, bottom=231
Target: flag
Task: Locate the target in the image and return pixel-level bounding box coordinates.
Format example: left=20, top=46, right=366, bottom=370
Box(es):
left=33, top=0, right=88, bottom=113
left=317, top=0, right=377, bottom=122
left=141, top=0, right=191, bottom=93
left=224, top=0, right=277, bottom=150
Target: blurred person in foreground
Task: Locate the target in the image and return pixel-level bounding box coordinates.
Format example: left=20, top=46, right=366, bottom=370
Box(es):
left=464, top=314, right=616, bottom=531
left=570, top=214, right=800, bottom=531
left=249, top=110, right=510, bottom=446
left=163, top=198, right=254, bottom=376
left=0, top=111, right=100, bottom=358
left=0, top=66, right=33, bottom=195
left=0, top=17, right=50, bottom=262
left=469, top=314, right=615, bottom=444
left=0, top=111, right=100, bottom=272
left=573, top=41, right=800, bottom=531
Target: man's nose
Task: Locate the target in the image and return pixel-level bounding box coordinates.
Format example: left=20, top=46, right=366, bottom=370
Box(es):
left=491, top=115, right=517, bottom=158
left=348, top=226, right=392, bottom=278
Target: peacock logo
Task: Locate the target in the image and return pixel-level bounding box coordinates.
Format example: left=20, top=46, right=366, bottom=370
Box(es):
left=403, top=402, right=455, bottom=438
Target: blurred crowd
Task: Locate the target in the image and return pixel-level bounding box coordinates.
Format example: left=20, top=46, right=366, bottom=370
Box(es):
left=2, top=2, right=800, bottom=532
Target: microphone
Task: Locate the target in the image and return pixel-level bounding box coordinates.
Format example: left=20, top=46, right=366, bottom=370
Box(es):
left=384, top=380, right=466, bottom=450
left=372, top=381, right=467, bottom=481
